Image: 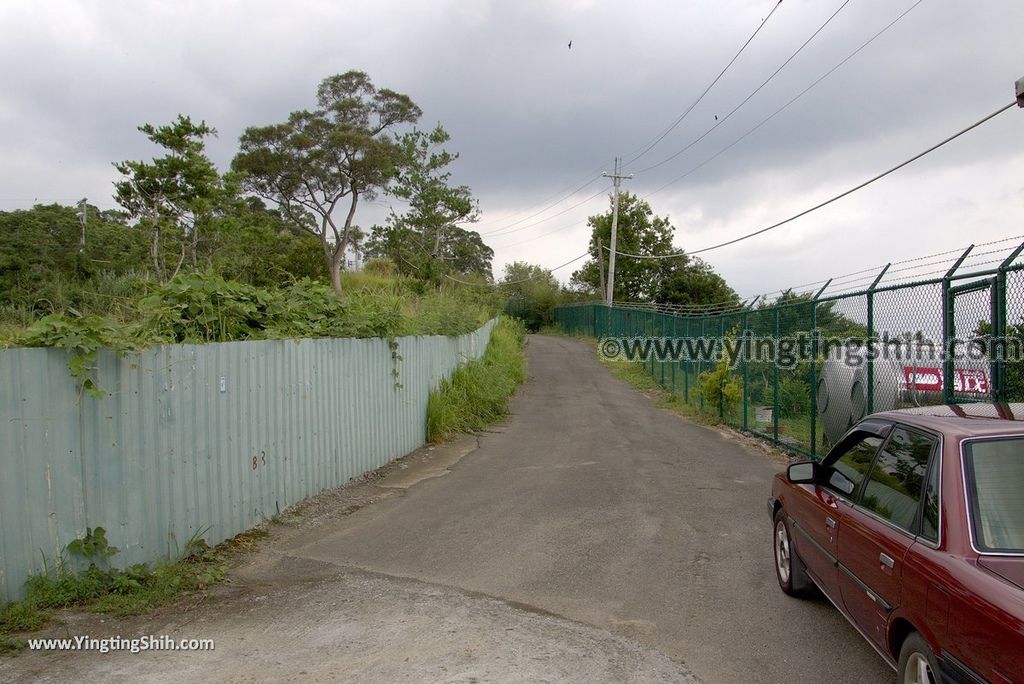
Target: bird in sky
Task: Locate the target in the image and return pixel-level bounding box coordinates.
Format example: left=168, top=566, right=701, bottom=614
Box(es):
left=568, top=40, right=572, bottom=49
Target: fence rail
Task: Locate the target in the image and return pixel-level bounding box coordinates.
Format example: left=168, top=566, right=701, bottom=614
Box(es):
left=0, top=319, right=496, bottom=601
left=556, top=254, right=1024, bottom=461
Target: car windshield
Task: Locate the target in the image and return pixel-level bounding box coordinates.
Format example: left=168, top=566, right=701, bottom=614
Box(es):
left=964, top=438, right=1024, bottom=552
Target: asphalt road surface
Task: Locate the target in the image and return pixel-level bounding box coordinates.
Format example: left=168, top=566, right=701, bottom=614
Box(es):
left=2, top=334, right=895, bottom=683
left=283, top=334, right=894, bottom=683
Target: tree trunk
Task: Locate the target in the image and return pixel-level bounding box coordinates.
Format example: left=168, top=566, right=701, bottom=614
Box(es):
left=150, top=203, right=164, bottom=282
left=189, top=223, right=199, bottom=271
left=170, top=239, right=186, bottom=280
left=329, top=253, right=343, bottom=294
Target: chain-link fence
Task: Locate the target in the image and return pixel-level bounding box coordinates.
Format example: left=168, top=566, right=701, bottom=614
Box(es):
left=554, top=243, right=1024, bottom=459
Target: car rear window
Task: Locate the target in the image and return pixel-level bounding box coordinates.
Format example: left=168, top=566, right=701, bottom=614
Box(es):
left=964, top=438, right=1024, bottom=553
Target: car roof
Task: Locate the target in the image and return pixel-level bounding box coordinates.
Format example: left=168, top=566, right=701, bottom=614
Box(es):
left=870, top=403, right=1024, bottom=440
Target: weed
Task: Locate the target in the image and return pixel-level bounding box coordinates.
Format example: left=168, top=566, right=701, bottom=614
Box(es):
left=0, top=526, right=227, bottom=644
left=596, top=343, right=721, bottom=426
left=426, top=317, right=527, bottom=441
left=698, top=355, right=742, bottom=417
left=0, top=636, right=26, bottom=655
left=66, top=527, right=119, bottom=569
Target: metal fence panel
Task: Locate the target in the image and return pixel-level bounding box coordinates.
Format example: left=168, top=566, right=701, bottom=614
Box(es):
left=556, top=261, right=1024, bottom=463
left=0, top=319, right=495, bottom=601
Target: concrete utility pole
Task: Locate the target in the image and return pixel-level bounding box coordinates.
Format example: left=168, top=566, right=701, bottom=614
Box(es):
left=602, top=158, right=632, bottom=304
left=77, top=198, right=88, bottom=251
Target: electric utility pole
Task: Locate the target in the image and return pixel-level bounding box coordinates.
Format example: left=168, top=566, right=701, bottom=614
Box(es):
left=602, top=158, right=632, bottom=304
left=77, top=198, right=88, bottom=251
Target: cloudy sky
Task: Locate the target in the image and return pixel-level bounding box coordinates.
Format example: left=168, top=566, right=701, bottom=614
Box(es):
left=1, top=0, right=1022, bottom=300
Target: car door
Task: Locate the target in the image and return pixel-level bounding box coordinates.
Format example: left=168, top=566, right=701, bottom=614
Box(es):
left=787, top=431, right=885, bottom=602
left=836, top=426, right=939, bottom=652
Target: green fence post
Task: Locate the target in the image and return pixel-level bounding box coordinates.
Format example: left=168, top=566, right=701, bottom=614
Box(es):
left=671, top=314, right=677, bottom=393
left=719, top=313, right=726, bottom=421
left=742, top=309, right=749, bottom=431
left=809, top=280, right=831, bottom=458
left=698, top=317, right=706, bottom=410
left=992, top=242, right=1024, bottom=402
left=865, top=264, right=890, bottom=416
left=773, top=307, right=780, bottom=444
left=660, top=313, right=666, bottom=387
left=648, top=311, right=655, bottom=379
left=942, top=247, right=973, bottom=404
left=684, top=318, right=691, bottom=403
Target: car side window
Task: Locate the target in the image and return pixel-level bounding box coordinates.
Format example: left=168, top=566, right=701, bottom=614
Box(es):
left=827, top=436, right=883, bottom=498
left=860, top=427, right=936, bottom=533
left=920, top=453, right=940, bottom=542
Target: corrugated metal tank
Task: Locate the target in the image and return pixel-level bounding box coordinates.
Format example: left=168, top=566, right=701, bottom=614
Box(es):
left=817, top=341, right=990, bottom=445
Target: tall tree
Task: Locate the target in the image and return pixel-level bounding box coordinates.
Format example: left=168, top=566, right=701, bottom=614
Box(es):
left=500, top=261, right=561, bottom=330
left=367, top=125, right=489, bottom=283
left=232, top=71, right=421, bottom=293
left=571, top=193, right=737, bottom=306
left=113, top=115, right=226, bottom=281
left=570, top=192, right=675, bottom=301
left=655, top=257, right=739, bottom=308
left=500, top=261, right=559, bottom=297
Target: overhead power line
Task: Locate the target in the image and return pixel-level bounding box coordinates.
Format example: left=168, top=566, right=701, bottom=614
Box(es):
left=476, top=1, right=784, bottom=238
left=644, top=0, right=926, bottom=198
left=631, top=0, right=852, bottom=176
left=610, top=99, right=1019, bottom=261
left=482, top=185, right=612, bottom=238
left=606, top=234, right=1024, bottom=313
left=444, top=251, right=590, bottom=286
left=490, top=215, right=593, bottom=248
left=476, top=174, right=603, bottom=235
left=480, top=0, right=920, bottom=249
left=475, top=1, right=789, bottom=239
left=624, top=0, right=785, bottom=167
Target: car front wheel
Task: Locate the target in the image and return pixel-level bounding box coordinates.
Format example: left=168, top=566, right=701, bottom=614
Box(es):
left=773, top=508, right=812, bottom=597
left=897, top=632, right=939, bottom=684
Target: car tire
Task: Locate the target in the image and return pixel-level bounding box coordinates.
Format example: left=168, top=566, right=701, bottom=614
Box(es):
left=773, top=508, right=813, bottom=597
left=897, top=631, right=940, bottom=684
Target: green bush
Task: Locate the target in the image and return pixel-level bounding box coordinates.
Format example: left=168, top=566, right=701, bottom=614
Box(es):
left=4, top=271, right=504, bottom=393
left=698, top=355, right=742, bottom=416
left=777, top=374, right=811, bottom=418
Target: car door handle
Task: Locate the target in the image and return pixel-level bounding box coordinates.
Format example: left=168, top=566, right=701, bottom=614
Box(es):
left=879, top=553, right=895, bottom=569
left=825, top=516, right=837, bottom=529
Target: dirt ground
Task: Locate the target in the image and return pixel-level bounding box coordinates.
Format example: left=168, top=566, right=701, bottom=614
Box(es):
left=0, top=434, right=698, bottom=684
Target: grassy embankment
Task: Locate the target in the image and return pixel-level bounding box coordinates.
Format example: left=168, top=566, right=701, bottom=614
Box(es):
left=426, top=316, right=528, bottom=442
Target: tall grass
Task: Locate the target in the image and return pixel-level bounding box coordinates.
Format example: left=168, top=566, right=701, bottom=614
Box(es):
left=1, top=270, right=504, bottom=348
left=426, top=317, right=527, bottom=441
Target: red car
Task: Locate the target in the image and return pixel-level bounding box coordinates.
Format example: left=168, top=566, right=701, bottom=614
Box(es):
left=769, top=403, right=1024, bottom=683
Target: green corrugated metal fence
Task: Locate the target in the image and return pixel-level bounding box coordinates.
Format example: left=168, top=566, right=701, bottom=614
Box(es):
left=0, top=320, right=496, bottom=601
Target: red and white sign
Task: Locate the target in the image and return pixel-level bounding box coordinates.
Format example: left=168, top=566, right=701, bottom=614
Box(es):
left=902, top=367, right=989, bottom=394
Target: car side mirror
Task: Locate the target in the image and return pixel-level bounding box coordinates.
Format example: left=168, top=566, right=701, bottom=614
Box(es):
left=787, top=461, right=816, bottom=484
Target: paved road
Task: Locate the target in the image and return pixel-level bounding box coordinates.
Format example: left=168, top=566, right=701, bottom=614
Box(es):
left=3, top=334, right=895, bottom=683
left=283, top=334, right=894, bottom=683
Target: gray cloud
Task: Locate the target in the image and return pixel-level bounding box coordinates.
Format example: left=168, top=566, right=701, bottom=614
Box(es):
left=1, top=0, right=1022, bottom=297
